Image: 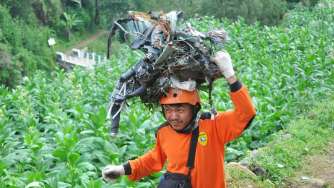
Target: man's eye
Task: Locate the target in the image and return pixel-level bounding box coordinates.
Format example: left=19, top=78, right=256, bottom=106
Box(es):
left=164, top=108, right=172, bottom=113
left=176, top=108, right=185, bottom=113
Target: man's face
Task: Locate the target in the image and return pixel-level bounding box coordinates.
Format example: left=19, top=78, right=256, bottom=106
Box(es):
left=162, top=103, right=193, bottom=131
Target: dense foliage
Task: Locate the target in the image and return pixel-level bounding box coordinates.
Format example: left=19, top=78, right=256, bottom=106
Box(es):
left=0, top=0, right=319, bottom=88
left=0, top=0, right=333, bottom=187
left=0, top=5, right=54, bottom=88
left=0, top=0, right=319, bottom=28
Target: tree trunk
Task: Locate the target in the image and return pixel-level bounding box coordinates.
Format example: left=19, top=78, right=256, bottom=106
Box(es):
left=94, top=0, right=100, bottom=25
left=65, top=28, right=71, bottom=41
left=32, top=1, right=48, bottom=25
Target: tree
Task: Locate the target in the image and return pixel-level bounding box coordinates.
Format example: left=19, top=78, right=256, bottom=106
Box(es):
left=60, top=12, right=82, bottom=40
left=94, top=0, right=99, bottom=25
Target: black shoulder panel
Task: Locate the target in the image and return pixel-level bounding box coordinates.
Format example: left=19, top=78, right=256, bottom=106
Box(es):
left=200, top=112, right=212, bottom=120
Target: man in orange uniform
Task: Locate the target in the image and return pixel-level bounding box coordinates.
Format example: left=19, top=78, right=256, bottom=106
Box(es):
left=102, top=51, right=256, bottom=188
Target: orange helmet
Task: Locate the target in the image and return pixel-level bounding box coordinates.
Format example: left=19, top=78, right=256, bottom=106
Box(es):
left=159, top=88, right=200, bottom=105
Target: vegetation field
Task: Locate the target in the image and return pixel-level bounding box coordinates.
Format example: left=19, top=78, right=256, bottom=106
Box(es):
left=0, top=0, right=333, bottom=187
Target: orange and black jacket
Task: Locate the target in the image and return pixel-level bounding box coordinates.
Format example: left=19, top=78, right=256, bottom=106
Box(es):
left=123, top=81, right=256, bottom=188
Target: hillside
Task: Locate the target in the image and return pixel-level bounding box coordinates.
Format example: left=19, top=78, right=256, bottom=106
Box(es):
left=226, top=95, right=334, bottom=187
left=0, top=0, right=333, bottom=187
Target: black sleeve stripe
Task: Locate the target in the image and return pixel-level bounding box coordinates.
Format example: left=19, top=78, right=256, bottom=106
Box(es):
left=245, top=115, right=256, bottom=130
left=229, top=80, right=242, bottom=92
left=123, top=162, right=132, bottom=175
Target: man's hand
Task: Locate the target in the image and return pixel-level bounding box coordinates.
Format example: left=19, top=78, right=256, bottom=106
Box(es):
left=211, top=51, right=235, bottom=80
left=102, top=165, right=125, bottom=181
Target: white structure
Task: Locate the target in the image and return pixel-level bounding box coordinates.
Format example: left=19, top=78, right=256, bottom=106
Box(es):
left=56, top=49, right=107, bottom=69
left=48, top=38, right=56, bottom=47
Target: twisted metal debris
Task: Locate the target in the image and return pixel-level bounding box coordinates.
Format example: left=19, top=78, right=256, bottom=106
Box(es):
left=106, top=11, right=229, bottom=136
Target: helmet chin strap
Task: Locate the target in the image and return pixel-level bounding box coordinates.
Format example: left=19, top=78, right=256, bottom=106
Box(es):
left=174, top=113, right=200, bottom=134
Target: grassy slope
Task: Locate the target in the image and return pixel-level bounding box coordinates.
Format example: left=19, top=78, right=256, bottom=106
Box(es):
left=226, top=94, right=334, bottom=187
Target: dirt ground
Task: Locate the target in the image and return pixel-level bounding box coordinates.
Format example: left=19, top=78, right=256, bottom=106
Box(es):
left=285, top=142, right=334, bottom=188
left=65, top=30, right=108, bottom=54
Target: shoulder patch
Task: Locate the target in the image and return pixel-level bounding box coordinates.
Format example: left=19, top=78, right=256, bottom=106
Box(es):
left=198, top=132, right=208, bottom=146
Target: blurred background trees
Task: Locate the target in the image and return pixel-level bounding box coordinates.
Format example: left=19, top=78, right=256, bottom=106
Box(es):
left=0, top=0, right=320, bottom=88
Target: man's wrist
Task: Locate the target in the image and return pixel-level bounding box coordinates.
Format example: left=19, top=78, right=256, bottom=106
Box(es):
left=226, top=75, right=237, bottom=84
left=229, top=79, right=242, bottom=92
left=123, top=162, right=132, bottom=175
